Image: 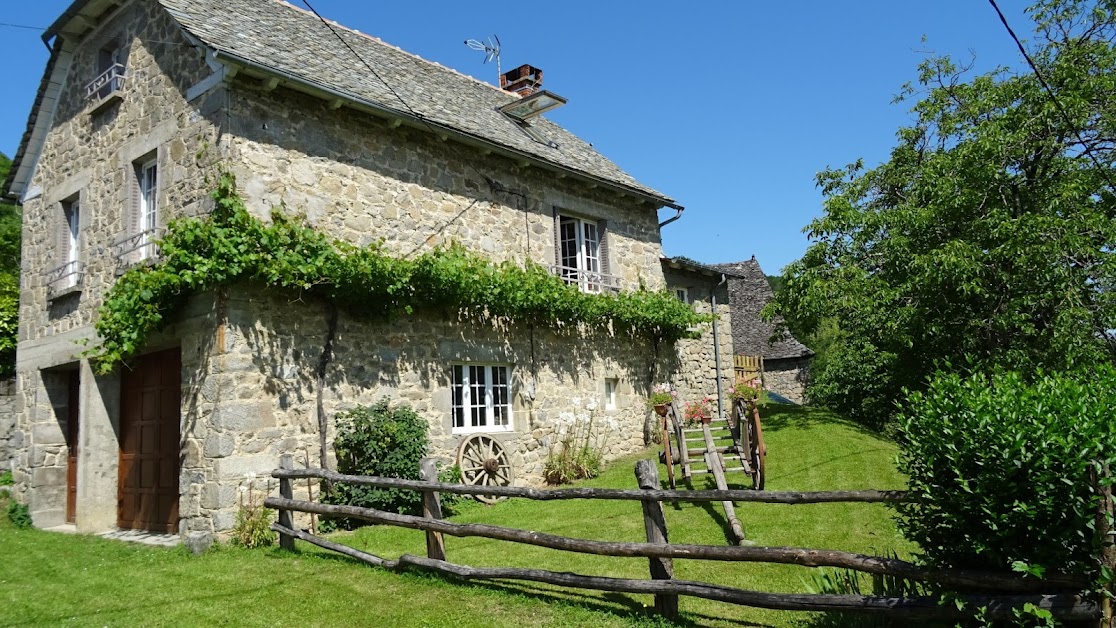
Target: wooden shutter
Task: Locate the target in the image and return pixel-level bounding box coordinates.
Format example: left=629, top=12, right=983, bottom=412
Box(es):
left=552, top=206, right=562, bottom=267
left=598, top=219, right=610, bottom=279
left=55, top=203, right=67, bottom=267
left=128, top=161, right=141, bottom=236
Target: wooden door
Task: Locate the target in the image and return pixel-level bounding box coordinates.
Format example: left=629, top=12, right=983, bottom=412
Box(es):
left=117, top=348, right=181, bottom=533
left=65, top=371, right=79, bottom=524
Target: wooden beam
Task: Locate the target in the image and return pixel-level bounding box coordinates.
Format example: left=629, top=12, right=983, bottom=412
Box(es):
left=263, top=77, right=280, bottom=91
left=328, top=99, right=344, bottom=110
left=263, top=496, right=1088, bottom=594
left=388, top=119, right=403, bottom=129
left=270, top=524, right=1098, bottom=622
left=272, top=467, right=907, bottom=504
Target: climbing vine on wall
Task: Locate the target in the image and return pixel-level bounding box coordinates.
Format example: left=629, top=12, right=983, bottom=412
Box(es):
left=90, top=173, right=706, bottom=373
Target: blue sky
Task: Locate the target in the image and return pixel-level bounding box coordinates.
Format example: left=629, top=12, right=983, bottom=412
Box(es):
left=0, top=1, right=1034, bottom=275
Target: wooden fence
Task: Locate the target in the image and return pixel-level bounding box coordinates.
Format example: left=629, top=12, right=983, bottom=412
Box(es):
left=265, top=455, right=1099, bottom=623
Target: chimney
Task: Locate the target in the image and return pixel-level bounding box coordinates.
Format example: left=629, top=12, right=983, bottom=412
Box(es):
left=500, top=64, right=543, bottom=97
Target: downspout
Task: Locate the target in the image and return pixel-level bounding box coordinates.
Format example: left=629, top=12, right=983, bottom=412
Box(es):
left=712, top=273, right=727, bottom=418
left=658, top=207, right=684, bottom=228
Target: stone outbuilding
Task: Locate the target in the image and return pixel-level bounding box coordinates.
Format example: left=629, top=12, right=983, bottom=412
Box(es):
left=708, top=257, right=813, bottom=404
left=2, top=0, right=720, bottom=539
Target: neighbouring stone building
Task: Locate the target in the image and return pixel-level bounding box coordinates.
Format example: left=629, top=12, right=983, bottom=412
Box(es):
left=3, top=0, right=728, bottom=538
left=709, top=257, right=813, bottom=404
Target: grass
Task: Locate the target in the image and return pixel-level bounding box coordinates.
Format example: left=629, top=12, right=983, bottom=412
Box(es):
left=0, top=405, right=910, bottom=627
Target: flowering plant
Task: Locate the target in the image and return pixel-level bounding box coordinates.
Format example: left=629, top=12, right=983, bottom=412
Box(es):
left=730, top=378, right=763, bottom=403
left=648, top=383, right=678, bottom=407
left=682, top=395, right=715, bottom=426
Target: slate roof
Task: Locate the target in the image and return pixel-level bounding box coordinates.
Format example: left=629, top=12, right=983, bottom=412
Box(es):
left=159, top=0, right=673, bottom=203
left=707, top=258, right=813, bottom=361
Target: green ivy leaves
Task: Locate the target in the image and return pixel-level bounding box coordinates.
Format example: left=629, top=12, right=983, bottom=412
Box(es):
left=90, top=174, right=704, bottom=373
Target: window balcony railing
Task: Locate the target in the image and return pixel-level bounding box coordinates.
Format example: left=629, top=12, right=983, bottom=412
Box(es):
left=548, top=264, right=622, bottom=293
left=46, top=260, right=85, bottom=298
left=85, top=63, right=126, bottom=102
left=113, top=227, right=164, bottom=272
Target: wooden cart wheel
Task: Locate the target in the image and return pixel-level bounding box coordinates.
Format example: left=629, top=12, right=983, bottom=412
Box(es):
left=456, top=434, right=512, bottom=504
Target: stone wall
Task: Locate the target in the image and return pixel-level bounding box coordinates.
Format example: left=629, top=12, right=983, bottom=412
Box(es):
left=176, top=286, right=667, bottom=534
left=662, top=268, right=734, bottom=414
left=764, top=357, right=811, bottom=405
left=0, top=378, right=18, bottom=472
left=12, top=3, right=223, bottom=529
left=226, top=83, right=667, bottom=291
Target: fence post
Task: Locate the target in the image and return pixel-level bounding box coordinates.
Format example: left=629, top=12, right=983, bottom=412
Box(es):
left=278, top=454, right=295, bottom=551
left=419, top=458, right=446, bottom=561
left=635, top=459, right=678, bottom=620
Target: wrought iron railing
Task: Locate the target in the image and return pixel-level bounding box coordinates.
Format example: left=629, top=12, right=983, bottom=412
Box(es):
left=113, top=227, right=164, bottom=269
left=46, top=260, right=85, bottom=297
left=548, top=264, right=622, bottom=293
left=85, top=63, right=126, bottom=101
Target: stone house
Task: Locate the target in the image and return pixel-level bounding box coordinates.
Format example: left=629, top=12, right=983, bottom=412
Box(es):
left=2, top=0, right=729, bottom=538
left=709, top=257, right=813, bottom=404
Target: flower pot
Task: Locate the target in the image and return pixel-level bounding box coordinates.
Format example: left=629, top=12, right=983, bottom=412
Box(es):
left=700, top=415, right=712, bottom=424
left=653, top=403, right=669, bottom=417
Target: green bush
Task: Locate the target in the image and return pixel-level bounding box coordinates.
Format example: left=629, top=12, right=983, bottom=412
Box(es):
left=897, top=368, right=1116, bottom=575
left=231, top=481, right=276, bottom=549
left=0, top=469, right=13, bottom=486
left=323, top=399, right=429, bottom=529
left=6, top=499, right=31, bottom=529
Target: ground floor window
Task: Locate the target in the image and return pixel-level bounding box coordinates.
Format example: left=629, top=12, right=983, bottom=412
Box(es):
left=451, top=364, right=512, bottom=433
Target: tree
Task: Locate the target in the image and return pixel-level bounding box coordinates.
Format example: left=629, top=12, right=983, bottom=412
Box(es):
left=0, top=154, right=21, bottom=378
left=768, top=0, right=1116, bottom=427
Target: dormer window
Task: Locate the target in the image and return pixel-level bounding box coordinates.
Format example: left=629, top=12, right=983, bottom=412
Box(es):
left=86, top=44, right=126, bottom=105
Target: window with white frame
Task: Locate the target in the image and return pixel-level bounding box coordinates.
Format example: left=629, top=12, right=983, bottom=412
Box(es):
left=604, top=378, right=618, bottom=411
left=674, top=288, right=689, bottom=304
left=553, top=211, right=616, bottom=292
left=451, top=364, right=512, bottom=433
left=64, top=200, right=80, bottom=268
left=47, top=197, right=84, bottom=296
left=135, top=156, right=159, bottom=261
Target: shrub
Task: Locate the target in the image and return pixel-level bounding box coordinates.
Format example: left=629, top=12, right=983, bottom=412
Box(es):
left=323, top=398, right=429, bottom=529
left=897, top=368, right=1116, bottom=575
left=230, top=475, right=275, bottom=548
left=544, top=402, right=612, bottom=485
left=6, top=499, right=31, bottom=529
left=0, top=469, right=13, bottom=486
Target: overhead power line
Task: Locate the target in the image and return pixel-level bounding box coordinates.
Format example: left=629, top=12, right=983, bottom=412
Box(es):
left=0, top=22, right=46, bottom=31
left=987, top=0, right=1116, bottom=193
left=298, top=0, right=533, bottom=255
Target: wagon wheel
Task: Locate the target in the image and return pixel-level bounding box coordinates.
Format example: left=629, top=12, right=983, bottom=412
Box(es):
left=456, top=434, right=512, bottom=504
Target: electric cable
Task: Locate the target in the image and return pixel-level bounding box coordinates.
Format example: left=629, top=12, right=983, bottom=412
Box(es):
left=987, top=0, right=1116, bottom=193
left=299, top=0, right=535, bottom=255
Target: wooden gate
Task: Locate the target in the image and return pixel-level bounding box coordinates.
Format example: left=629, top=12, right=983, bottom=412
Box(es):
left=733, top=354, right=763, bottom=383
left=117, top=348, right=181, bottom=533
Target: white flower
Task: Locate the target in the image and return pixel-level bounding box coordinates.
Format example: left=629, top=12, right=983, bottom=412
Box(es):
left=246, top=471, right=257, bottom=481
left=586, top=398, right=598, bottom=411
left=238, top=485, right=248, bottom=494
left=558, top=411, right=576, bottom=425
left=571, top=396, right=582, bottom=408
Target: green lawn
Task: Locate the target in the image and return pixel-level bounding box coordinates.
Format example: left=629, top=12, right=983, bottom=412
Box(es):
left=0, top=405, right=910, bottom=627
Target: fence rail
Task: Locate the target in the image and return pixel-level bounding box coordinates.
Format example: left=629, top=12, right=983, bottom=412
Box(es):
left=267, top=458, right=1098, bottom=622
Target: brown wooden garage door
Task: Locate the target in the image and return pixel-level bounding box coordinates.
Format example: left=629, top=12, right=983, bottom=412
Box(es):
left=118, top=348, right=181, bottom=533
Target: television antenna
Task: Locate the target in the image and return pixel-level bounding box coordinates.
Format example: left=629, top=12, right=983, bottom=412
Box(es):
left=465, top=34, right=501, bottom=83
